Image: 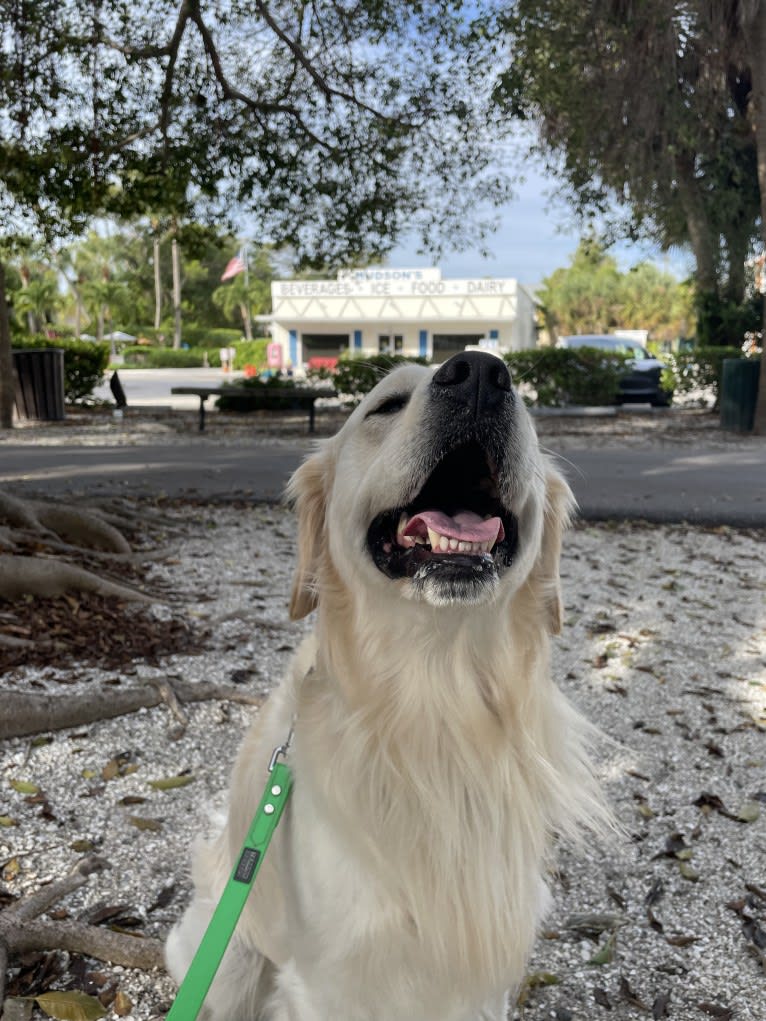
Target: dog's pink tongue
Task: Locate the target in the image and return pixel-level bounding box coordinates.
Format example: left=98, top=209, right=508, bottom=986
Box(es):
left=404, top=509, right=505, bottom=544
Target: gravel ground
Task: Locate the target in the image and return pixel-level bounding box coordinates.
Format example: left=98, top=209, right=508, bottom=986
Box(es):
left=1, top=505, right=763, bottom=1021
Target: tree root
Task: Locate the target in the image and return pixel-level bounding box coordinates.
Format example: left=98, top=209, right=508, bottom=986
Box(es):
left=0, top=679, right=266, bottom=740
left=0, top=555, right=154, bottom=603
left=0, top=634, right=34, bottom=650
left=0, top=492, right=129, bottom=554
left=0, top=856, right=164, bottom=1012
left=7, top=526, right=172, bottom=565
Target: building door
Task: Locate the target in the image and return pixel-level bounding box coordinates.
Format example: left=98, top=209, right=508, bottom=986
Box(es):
left=301, top=333, right=350, bottom=366
left=431, top=333, right=486, bottom=363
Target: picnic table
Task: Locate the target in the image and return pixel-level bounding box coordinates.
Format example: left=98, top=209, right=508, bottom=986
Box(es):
left=170, top=385, right=334, bottom=433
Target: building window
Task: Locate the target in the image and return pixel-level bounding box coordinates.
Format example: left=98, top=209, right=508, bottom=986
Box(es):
left=394, top=335, right=403, bottom=352
left=378, top=334, right=391, bottom=354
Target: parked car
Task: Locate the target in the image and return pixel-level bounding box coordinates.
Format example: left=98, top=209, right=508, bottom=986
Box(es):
left=556, top=334, right=672, bottom=405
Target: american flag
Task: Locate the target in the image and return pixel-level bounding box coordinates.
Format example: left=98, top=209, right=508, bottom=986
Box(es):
left=221, top=254, right=246, bottom=281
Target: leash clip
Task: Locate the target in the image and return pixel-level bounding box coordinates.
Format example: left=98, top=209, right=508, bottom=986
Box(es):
left=268, top=717, right=296, bottom=772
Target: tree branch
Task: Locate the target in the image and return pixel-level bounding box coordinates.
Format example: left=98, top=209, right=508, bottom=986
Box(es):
left=251, top=0, right=396, bottom=122
left=186, top=5, right=335, bottom=152
left=159, top=1, right=193, bottom=143
left=0, top=858, right=164, bottom=973
left=0, top=680, right=265, bottom=741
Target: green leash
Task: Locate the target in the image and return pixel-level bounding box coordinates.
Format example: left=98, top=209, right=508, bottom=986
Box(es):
left=166, top=741, right=293, bottom=1021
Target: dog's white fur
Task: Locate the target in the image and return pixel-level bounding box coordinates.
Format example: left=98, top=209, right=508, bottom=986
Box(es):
left=166, top=363, right=607, bottom=1021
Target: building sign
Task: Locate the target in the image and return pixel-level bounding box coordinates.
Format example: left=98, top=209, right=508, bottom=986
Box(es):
left=272, top=269, right=517, bottom=302
left=337, top=267, right=442, bottom=283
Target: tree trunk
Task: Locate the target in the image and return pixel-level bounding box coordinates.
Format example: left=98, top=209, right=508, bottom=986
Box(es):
left=723, top=223, right=749, bottom=304
left=748, top=0, right=766, bottom=435
left=74, top=289, right=82, bottom=339
left=171, top=236, right=182, bottom=349
left=674, top=152, right=720, bottom=295
left=153, top=235, right=162, bottom=330
left=0, top=259, right=14, bottom=430
left=240, top=302, right=253, bottom=341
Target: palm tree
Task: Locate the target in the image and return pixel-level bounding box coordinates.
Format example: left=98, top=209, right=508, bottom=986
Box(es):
left=13, top=271, right=61, bottom=335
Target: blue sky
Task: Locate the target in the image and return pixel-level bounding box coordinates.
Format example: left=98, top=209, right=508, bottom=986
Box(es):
left=386, top=171, right=694, bottom=288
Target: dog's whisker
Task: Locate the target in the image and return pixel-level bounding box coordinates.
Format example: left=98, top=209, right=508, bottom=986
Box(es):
left=540, top=446, right=588, bottom=481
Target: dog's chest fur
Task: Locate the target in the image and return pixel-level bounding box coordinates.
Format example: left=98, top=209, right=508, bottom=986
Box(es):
left=280, top=620, right=561, bottom=1006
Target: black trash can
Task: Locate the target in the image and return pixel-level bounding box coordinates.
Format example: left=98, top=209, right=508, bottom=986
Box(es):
left=720, top=358, right=760, bottom=432
left=12, top=348, right=66, bottom=421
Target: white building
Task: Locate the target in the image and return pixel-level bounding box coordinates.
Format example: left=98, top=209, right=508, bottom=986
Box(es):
left=269, top=267, right=537, bottom=368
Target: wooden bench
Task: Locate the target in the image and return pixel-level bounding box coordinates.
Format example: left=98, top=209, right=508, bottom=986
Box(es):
left=170, top=386, right=333, bottom=433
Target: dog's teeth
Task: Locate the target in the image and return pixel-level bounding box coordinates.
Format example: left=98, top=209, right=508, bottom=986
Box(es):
left=458, top=541, right=467, bottom=552
left=449, top=538, right=458, bottom=550
left=427, top=528, right=440, bottom=550
left=439, top=535, right=449, bottom=552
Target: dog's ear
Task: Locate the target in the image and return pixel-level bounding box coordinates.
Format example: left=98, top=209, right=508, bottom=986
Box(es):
left=285, top=447, right=331, bottom=620
left=536, top=465, right=576, bottom=635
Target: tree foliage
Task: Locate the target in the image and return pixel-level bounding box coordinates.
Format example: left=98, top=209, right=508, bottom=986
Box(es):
left=1, top=0, right=502, bottom=262
left=487, top=0, right=766, bottom=429
left=487, top=0, right=760, bottom=301
left=0, top=0, right=504, bottom=426
left=538, top=241, right=694, bottom=341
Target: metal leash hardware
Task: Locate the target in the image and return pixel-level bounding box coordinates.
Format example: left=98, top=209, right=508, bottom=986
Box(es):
left=165, top=745, right=293, bottom=1021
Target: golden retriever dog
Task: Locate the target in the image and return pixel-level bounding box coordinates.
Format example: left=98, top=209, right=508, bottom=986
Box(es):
left=166, top=351, right=607, bottom=1021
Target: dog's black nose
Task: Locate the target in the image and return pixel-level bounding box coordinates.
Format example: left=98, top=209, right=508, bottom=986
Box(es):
left=432, top=351, right=512, bottom=417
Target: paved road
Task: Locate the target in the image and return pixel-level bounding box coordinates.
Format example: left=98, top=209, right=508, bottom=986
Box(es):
left=2, top=439, right=764, bottom=526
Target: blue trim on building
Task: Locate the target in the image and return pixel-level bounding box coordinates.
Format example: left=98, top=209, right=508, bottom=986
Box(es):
left=419, top=329, right=428, bottom=357
left=353, top=329, right=362, bottom=351
left=489, top=329, right=499, bottom=340
left=289, top=329, right=298, bottom=366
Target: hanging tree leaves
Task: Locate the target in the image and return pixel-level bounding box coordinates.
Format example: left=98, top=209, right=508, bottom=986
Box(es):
left=0, top=0, right=506, bottom=426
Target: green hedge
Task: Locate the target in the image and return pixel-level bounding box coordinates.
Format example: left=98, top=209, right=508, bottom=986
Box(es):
left=122, top=346, right=221, bottom=368
left=503, top=348, right=629, bottom=406
left=318, top=355, right=429, bottom=402
left=661, top=346, right=753, bottom=408
left=176, top=326, right=242, bottom=349
left=11, top=335, right=109, bottom=402
left=122, top=337, right=270, bottom=369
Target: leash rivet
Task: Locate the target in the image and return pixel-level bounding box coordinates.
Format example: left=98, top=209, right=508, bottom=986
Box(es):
left=263, top=804, right=275, bottom=815
left=271, top=785, right=282, bottom=796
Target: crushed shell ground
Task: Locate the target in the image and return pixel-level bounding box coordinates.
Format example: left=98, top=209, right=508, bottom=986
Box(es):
left=1, top=504, right=765, bottom=1021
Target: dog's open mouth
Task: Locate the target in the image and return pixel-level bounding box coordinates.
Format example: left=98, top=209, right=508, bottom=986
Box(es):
left=367, top=442, right=519, bottom=584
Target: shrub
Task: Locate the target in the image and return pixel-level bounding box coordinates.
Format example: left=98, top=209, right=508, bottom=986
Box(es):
left=327, top=354, right=429, bottom=402
left=694, top=291, right=762, bottom=348
left=503, top=348, right=629, bottom=406
left=11, top=335, right=109, bottom=402
left=177, top=326, right=243, bottom=349
left=122, top=346, right=220, bottom=368
left=215, top=375, right=302, bottom=412
left=662, top=346, right=757, bottom=408
left=232, top=338, right=270, bottom=371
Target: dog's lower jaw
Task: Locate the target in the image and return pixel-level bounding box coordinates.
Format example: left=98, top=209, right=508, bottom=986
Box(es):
left=410, top=557, right=500, bottom=606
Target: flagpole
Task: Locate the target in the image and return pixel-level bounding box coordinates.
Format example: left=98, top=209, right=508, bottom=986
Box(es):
left=242, top=241, right=253, bottom=342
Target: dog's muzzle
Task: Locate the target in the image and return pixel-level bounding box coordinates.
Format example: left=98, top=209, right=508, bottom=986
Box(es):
left=366, top=352, right=520, bottom=603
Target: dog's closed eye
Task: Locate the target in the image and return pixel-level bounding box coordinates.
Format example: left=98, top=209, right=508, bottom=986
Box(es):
left=366, top=393, right=410, bottom=417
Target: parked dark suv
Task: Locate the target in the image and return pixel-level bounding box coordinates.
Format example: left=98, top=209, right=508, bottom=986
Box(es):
left=557, top=334, right=672, bottom=405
